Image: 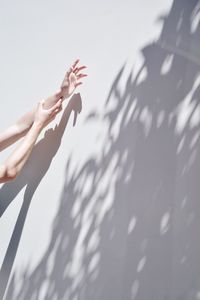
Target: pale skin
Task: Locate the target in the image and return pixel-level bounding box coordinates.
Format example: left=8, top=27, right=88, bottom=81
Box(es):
left=0, top=59, right=87, bottom=183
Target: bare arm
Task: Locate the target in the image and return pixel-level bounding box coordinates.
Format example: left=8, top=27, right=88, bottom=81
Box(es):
left=0, top=59, right=87, bottom=151
left=0, top=100, right=62, bottom=183
left=0, top=59, right=87, bottom=182
left=0, top=93, right=62, bottom=152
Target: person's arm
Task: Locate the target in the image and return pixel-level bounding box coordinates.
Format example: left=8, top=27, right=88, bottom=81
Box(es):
left=0, top=99, right=62, bottom=183
left=0, top=93, right=62, bottom=152
left=0, top=59, right=87, bottom=152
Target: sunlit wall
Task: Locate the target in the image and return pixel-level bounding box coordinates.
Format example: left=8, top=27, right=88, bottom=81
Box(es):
left=0, top=0, right=200, bottom=299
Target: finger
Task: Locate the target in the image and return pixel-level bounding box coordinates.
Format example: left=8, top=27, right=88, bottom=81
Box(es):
left=75, top=82, right=83, bottom=87
left=71, top=59, right=80, bottom=69
left=65, top=67, right=73, bottom=77
left=50, top=99, right=62, bottom=112
left=77, top=73, right=87, bottom=79
left=55, top=105, right=62, bottom=113
left=52, top=108, right=61, bottom=116
left=49, top=107, right=60, bottom=116
left=54, top=101, right=62, bottom=110
left=50, top=111, right=58, bottom=120
left=53, top=103, right=62, bottom=115
left=74, top=66, right=87, bottom=74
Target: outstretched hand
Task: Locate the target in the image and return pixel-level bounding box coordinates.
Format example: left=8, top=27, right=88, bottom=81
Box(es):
left=59, top=59, right=87, bottom=100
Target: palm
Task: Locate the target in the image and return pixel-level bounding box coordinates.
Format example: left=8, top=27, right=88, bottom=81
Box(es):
left=66, top=72, right=78, bottom=95
left=60, top=59, right=87, bottom=99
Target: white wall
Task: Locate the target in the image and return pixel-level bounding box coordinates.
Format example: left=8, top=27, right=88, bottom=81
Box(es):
left=0, top=0, right=200, bottom=299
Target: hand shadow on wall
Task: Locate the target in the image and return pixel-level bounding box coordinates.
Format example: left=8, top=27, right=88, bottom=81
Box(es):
left=4, top=0, right=200, bottom=300
left=0, top=93, right=82, bottom=300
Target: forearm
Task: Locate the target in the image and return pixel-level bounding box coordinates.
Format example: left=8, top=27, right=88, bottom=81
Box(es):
left=15, top=91, right=62, bottom=132
left=4, top=121, right=43, bottom=177
left=0, top=123, right=30, bottom=152
left=1, top=96, right=62, bottom=181
left=0, top=92, right=62, bottom=152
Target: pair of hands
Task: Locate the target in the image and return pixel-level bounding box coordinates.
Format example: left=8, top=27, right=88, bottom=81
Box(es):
left=34, top=59, right=87, bottom=128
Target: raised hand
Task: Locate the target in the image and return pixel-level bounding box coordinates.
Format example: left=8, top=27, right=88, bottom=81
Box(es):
left=34, top=99, right=62, bottom=128
left=59, top=59, right=87, bottom=100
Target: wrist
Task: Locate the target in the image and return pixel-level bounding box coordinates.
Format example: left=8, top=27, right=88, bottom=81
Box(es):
left=43, top=91, right=62, bottom=109
left=55, top=88, right=62, bottom=98
left=57, top=88, right=70, bottom=100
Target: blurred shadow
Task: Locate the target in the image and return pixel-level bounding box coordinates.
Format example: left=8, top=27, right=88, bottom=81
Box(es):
left=3, top=0, right=200, bottom=299
left=0, top=93, right=82, bottom=300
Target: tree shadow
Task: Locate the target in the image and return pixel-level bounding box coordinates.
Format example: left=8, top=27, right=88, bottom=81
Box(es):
left=0, top=93, right=82, bottom=300
left=3, top=0, right=200, bottom=299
